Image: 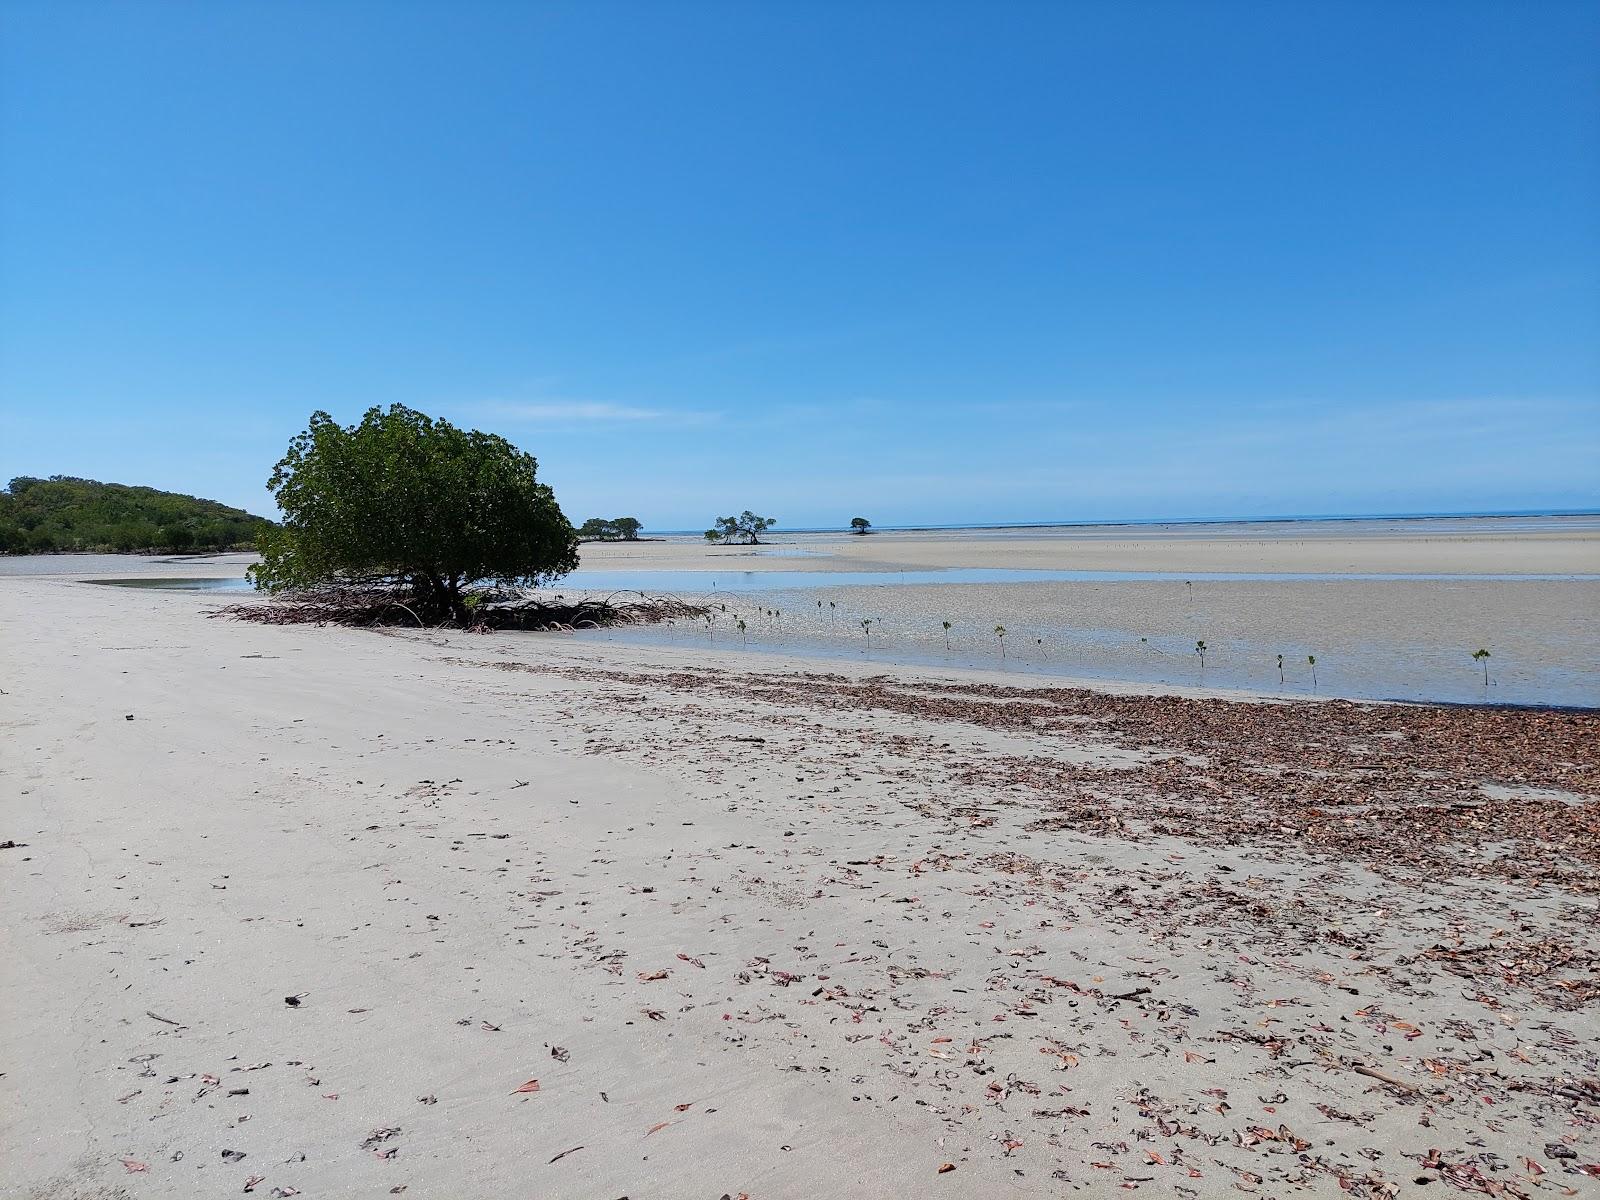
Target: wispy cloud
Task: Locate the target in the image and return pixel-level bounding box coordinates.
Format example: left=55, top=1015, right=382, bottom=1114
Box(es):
left=470, top=400, right=702, bottom=424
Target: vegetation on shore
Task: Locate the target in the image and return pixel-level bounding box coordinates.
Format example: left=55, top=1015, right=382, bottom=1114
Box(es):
left=247, top=405, right=581, bottom=625
left=578, top=516, right=643, bottom=541
left=0, top=476, right=271, bottom=554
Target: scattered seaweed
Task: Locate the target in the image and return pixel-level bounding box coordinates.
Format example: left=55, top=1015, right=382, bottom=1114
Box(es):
left=457, top=657, right=1600, bottom=894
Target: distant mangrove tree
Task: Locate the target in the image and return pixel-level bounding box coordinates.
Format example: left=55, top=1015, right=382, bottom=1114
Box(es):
left=578, top=516, right=643, bottom=541
left=705, top=510, right=776, bottom=545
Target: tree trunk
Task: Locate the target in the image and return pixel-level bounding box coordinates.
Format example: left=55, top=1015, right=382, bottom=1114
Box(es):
left=444, top=575, right=470, bottom=625
left=412, top=571, right=459, bottom=624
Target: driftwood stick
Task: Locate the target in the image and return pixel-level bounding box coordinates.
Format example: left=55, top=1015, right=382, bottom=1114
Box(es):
left=1349, top=1061, right=1422, bottom=1094
left=388, top=601, right=424, bottom=628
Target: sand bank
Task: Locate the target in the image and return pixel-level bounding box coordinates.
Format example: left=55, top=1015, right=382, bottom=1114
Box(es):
left=2, top=573, right=1596, bottom=1198
left=575, top=515, right=1600, bottom=576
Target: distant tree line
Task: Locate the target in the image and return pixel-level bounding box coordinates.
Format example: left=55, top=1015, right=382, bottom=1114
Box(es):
left=0, top=476, right=273, bottom=554
left=578, top=516, right=643, bottom=541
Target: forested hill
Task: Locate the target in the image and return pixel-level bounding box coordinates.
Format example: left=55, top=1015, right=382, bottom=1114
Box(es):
left=0, top=476, right=273, bottom=553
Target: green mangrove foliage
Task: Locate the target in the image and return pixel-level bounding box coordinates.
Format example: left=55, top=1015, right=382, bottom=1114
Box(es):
left=578, top=516, right=642, bottom=541
left=0, top=476, right=271, bottom=554
left=248, top=405, right=578, bottom=623
left=704, top=510, right=776, bottom=545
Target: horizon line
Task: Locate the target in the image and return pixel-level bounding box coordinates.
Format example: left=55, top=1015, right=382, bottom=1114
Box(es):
left=636, top=507, right=1600, bottom=537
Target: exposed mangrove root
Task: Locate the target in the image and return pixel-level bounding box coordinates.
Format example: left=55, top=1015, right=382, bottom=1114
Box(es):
left=212, top=586, right=710, bottom=632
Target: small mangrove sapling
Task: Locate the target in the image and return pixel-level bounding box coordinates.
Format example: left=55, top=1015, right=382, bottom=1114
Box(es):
left=1473, top=647, right=1491, bottom=687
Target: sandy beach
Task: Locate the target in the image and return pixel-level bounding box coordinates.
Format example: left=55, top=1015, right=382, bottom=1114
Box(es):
left=7, top=1, right=1596, bottom=1193
left=3, top=555, right=1597, bottom=1199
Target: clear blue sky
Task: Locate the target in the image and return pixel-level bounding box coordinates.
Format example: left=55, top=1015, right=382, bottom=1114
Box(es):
left=2, top=0, right=1597, bottom=529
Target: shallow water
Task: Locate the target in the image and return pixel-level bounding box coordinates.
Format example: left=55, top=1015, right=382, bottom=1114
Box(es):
left=574, top=576, right=1600, bottom=709
left=85, top=570, right=1600, bottom=708
left=589, top=627, right=1598, bottom=709
left=92, top=576, right=253, bottom=591
left=91, top=565, right=1599, bottom=594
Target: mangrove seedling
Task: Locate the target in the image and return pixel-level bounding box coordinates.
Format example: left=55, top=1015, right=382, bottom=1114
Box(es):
left=1276, top=653, right=1285, bottom=686
left=737, top=618, right=747, bottom=644
left=941, top=619, right=952, bottom=650
left=1308, top=654, right=1317, bottom=691
left=1473, top=647, right=1491, bottom=686
left=994, top=625, right=1007, bottom=658
left=1195, top=639, right=1207, bottom=679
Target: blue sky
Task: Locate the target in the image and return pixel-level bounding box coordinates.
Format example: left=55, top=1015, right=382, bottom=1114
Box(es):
left=2, top=0, right=1597, bottom=529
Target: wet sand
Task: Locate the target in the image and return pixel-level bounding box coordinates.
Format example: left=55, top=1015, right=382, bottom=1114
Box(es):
left=574, top=515, right=1600, bottom=576
left=17, top=520, right=1599, bottom=706
left=586, top=575, right=1599, bottom=708
left=562, top=519, right=1600, bottom=706
left=2, top=567, right=1597, bottom=1198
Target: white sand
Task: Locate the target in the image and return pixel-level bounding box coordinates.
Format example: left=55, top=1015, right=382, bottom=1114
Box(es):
left=2, top=569, right=1596, bottom=1199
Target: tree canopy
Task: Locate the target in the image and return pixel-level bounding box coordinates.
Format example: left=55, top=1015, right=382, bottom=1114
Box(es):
left=0, top=476, right=270, bottom=554
left=850, top=516, right=872, bottom=534
left=248, top=405, right=578, bottom=621
left=704, top=510, right=776, bottom=545
left=578, top=516, right=643, bottom=541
